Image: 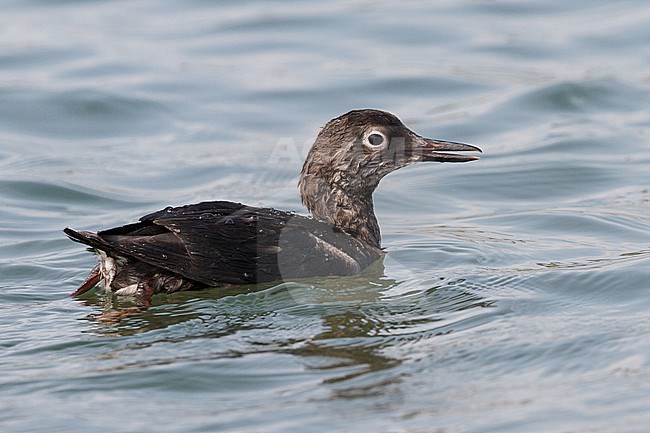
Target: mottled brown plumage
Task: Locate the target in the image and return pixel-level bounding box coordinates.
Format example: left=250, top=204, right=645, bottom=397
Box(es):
left=65, top=109, right=480, bottom=304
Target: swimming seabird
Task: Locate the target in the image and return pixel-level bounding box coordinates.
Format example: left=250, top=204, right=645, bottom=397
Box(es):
left=65, top=109, right=481, bottom=304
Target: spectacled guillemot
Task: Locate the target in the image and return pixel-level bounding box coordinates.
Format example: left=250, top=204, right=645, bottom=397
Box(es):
left=65, top=109, right=481, bottom=304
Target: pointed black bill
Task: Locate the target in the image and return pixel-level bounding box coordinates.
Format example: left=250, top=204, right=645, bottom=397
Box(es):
left=414, top=137, right=482, bottom=163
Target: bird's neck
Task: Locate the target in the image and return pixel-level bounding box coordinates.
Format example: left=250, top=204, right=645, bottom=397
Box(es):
left=299, top=174, right=381, bottom=249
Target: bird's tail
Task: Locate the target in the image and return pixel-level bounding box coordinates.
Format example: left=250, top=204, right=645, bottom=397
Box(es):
left=64, top=228, right=105, bottom=296
left=64, top=227, right=106, bottom=250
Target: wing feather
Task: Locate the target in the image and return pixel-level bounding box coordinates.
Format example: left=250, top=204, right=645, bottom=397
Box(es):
left=86, top=201, right=381, bottom=286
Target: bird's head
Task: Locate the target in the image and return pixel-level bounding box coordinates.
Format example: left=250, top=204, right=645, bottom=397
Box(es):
left=300, top=109, right=481, bottom=197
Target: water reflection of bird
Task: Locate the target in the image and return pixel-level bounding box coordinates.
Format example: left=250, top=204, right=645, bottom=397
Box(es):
left=65, top=109, right=480, bottom=304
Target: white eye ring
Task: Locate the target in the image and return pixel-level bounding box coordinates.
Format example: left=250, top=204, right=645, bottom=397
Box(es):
left=364, top=130, right=387, bottom=148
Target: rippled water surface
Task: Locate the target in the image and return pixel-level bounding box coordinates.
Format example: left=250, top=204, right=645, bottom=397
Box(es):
left=1, top=1, right=649, bottom=432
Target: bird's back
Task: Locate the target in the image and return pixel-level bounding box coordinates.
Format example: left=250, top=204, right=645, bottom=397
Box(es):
left=66, top=201, right=383, bottom=290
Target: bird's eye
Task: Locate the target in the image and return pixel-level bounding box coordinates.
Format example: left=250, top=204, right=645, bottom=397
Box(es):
left=366, top=131, right=386, bottom=147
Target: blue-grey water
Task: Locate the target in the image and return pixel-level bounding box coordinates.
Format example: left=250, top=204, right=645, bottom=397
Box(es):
left=1, top=1, right=649, bottom=432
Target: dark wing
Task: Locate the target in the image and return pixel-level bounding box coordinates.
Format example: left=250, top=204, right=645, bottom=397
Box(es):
left=69, top=201, right=381, bottom=286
